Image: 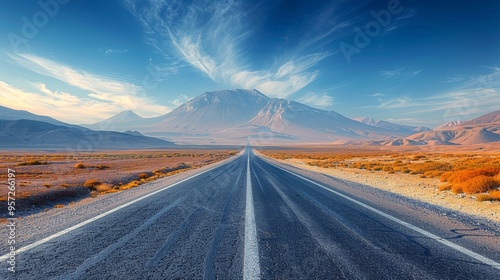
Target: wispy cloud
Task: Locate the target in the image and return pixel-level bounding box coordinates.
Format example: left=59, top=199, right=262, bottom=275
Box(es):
left=380, top=67, right=422, bottom=80
left=9, top=53, right=171, bottom=118
left=170, top=94, right=190, bottom=107
left=124, top=0, right=345, bottom=98
left=101, top=47, right=128, bottom=55
left=366, top=67, right=500, bottom=124
left=369, top=92, right=385, bottom=98
left=0, top=81, right=123, bottom=123
left=296, top=91, right=334, bottom=108
left=385, top=117, right=435, bottom=127
left=444, top=74, right=466, bottom=83
left=382, top=8, right=419, bottom=35
left=376, top=95, right=413, bottom=109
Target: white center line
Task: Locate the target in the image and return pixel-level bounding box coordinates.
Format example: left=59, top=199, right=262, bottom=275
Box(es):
left=267, top=158, right=500, bottom=271
left=244, top=152, right=261, bottom=280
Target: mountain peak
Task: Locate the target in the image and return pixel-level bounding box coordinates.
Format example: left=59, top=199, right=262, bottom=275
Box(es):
left=353, top=117, right=430, bottom=135
left=84, top=109, right=146, bottom=131
left=115, top=110, right=141, bottom=118
left=465, top=110, right=500, bottom=125
left=353, top=117, right=378, bottom=126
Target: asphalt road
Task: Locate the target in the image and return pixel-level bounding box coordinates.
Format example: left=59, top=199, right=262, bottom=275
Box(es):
left=1, top=147, right=499, bottom=279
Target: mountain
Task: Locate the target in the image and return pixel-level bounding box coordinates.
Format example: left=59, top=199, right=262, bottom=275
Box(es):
left=0, top=119, right=174, bottom=149
left=433, top=120, right=466, bottom=131
left=0, top=105, right=70, bottom=126
left=84, top=110, right=150, bottom=131
left=353, top=117, right=430, bottom=136
left=463, top=110, right=500, bottom=125
left=89, top=89, right=402, bottom=143
left=377, top=111, right=500, bottom=146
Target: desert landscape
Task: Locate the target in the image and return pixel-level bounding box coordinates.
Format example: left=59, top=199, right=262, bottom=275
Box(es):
left=1, top=0, right=499, bottom=278
left=0, top=149, right=238, bottom=218
left=258, top=144, right=500, bottom=222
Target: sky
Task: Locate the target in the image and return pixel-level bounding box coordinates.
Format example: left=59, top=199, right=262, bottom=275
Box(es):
left=0, top=0, right=499, bottom=127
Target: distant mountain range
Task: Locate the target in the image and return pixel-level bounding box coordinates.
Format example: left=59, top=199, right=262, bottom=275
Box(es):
left=0, top=105, right=70, bottom=126
left=433, top=120, right=466, bottom=131
left=352, top=117, right=430, bottom=135
left=0, top=105, right=174, bottom=149
left=86, top=89, right=419, bottom=144
left=357, top=110, right=500, bottom=146
left=2, top=89, right=499, bottom=147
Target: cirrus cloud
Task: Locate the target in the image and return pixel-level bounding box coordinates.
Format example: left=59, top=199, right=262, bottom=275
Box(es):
left=9, top=53, right=171, bottom=118
left=0, top=81, right=124, bottom=123
left=125, top=0, right=336, bottom=98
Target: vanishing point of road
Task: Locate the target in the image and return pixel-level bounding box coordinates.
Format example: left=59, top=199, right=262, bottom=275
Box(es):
left=1, top=147, right=499, bottom=279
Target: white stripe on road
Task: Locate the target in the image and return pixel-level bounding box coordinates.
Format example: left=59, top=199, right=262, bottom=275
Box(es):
left=267, top=159, right=500, bottom=271
left=0, top=159, right=234, bottom=262
left=244, top=152, right=261, bottom=280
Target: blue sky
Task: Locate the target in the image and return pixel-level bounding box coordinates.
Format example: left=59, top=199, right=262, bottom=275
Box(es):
left=0, top=0, right=499, bottom=127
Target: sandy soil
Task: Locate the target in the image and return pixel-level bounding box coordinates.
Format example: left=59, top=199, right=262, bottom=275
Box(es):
left=266, top=157, right=500, bottom=223
left=0, top=150, right=237, bottom=217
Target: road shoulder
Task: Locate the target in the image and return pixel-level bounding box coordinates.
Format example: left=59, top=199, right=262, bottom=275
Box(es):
left=256, top=152, right=500, bottom=234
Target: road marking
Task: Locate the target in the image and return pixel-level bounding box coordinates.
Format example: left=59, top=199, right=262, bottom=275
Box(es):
left=244, top=152, right=261, bottom=280
left=0, top=158, right=236, bottom=262
left=54, top=198, right=183, bottom=280
left=266, top=159, right=500, bottom=271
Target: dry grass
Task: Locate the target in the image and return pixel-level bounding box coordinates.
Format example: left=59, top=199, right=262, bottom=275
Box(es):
left=440, top=168, right=500, bottom=194
left=261, top=149, right=500, bottom=201
left=94, top=183, right=115, bottom=193
left=477, top=190, right=500, bottom=202
left=18, top=160, right=48, bottom=166
left=74, top=162, right=86, bottom=169
left=95, top=165, right=110, bottom=170
left=138, top=172, right=150, bottom=180
left=83, top=179, right=102, bottom=189
left=119, top=180, right=140, bottom=190
left=0, top=149, right=238, bottom=216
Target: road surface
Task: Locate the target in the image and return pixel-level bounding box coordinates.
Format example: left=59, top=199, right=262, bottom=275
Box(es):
left=1, top=147, right=499, bottom=279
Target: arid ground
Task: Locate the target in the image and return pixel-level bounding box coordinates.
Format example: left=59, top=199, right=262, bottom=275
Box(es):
left=0, top=149, right=238, bottom=218
left=258, top=143, right=500, bottom=222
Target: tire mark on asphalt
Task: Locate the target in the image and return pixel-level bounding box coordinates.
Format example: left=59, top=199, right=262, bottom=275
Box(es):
left=263, top=174, right=359, bottom=279
left=202, top=169, right=243, bottom=279
left=147, top=208, right=204, bottom=268
left=264, top=157, right=500, bottom=272
left=53, top=197, right=185, bottom=280
left=0, top=158, right=239, bottom=263
left=147, top=161, right=242, bottom=268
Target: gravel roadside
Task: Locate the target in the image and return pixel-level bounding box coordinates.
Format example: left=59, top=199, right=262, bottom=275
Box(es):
left=257, top=153, right=500, bottom=234
left=0, top=153, right=241, bottom=254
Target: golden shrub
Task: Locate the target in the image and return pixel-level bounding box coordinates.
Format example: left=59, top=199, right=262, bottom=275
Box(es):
left=95, top=183, right=114, bottom=193
left=438, top=184, right=452, bottom=191
left=83, top=179, right=101, bottom=189
left=459, top=176, right=499, bottom=194
left=74, top=162, right=86, bottom=168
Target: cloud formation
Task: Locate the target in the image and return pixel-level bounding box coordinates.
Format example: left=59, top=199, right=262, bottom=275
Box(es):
left=297, top=91, right=334, bottom=108
left=367, top=67, right=500, bottom=124
left=10, top=53, right=171, bottom=118
left=170, top=94, right=190, bottom=107
left=102, top=48, right=128, bottom=55
left=380, top=67, right=422, bottom=80
left=125, top=0, right=337, bottom=98
left=0, top=81, right=123, bottom=123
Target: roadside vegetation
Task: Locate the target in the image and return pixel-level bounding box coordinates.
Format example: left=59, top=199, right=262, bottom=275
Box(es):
left=0, top=150, right=238, bottom=217
left=261, top=150, right=500, bottom=202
